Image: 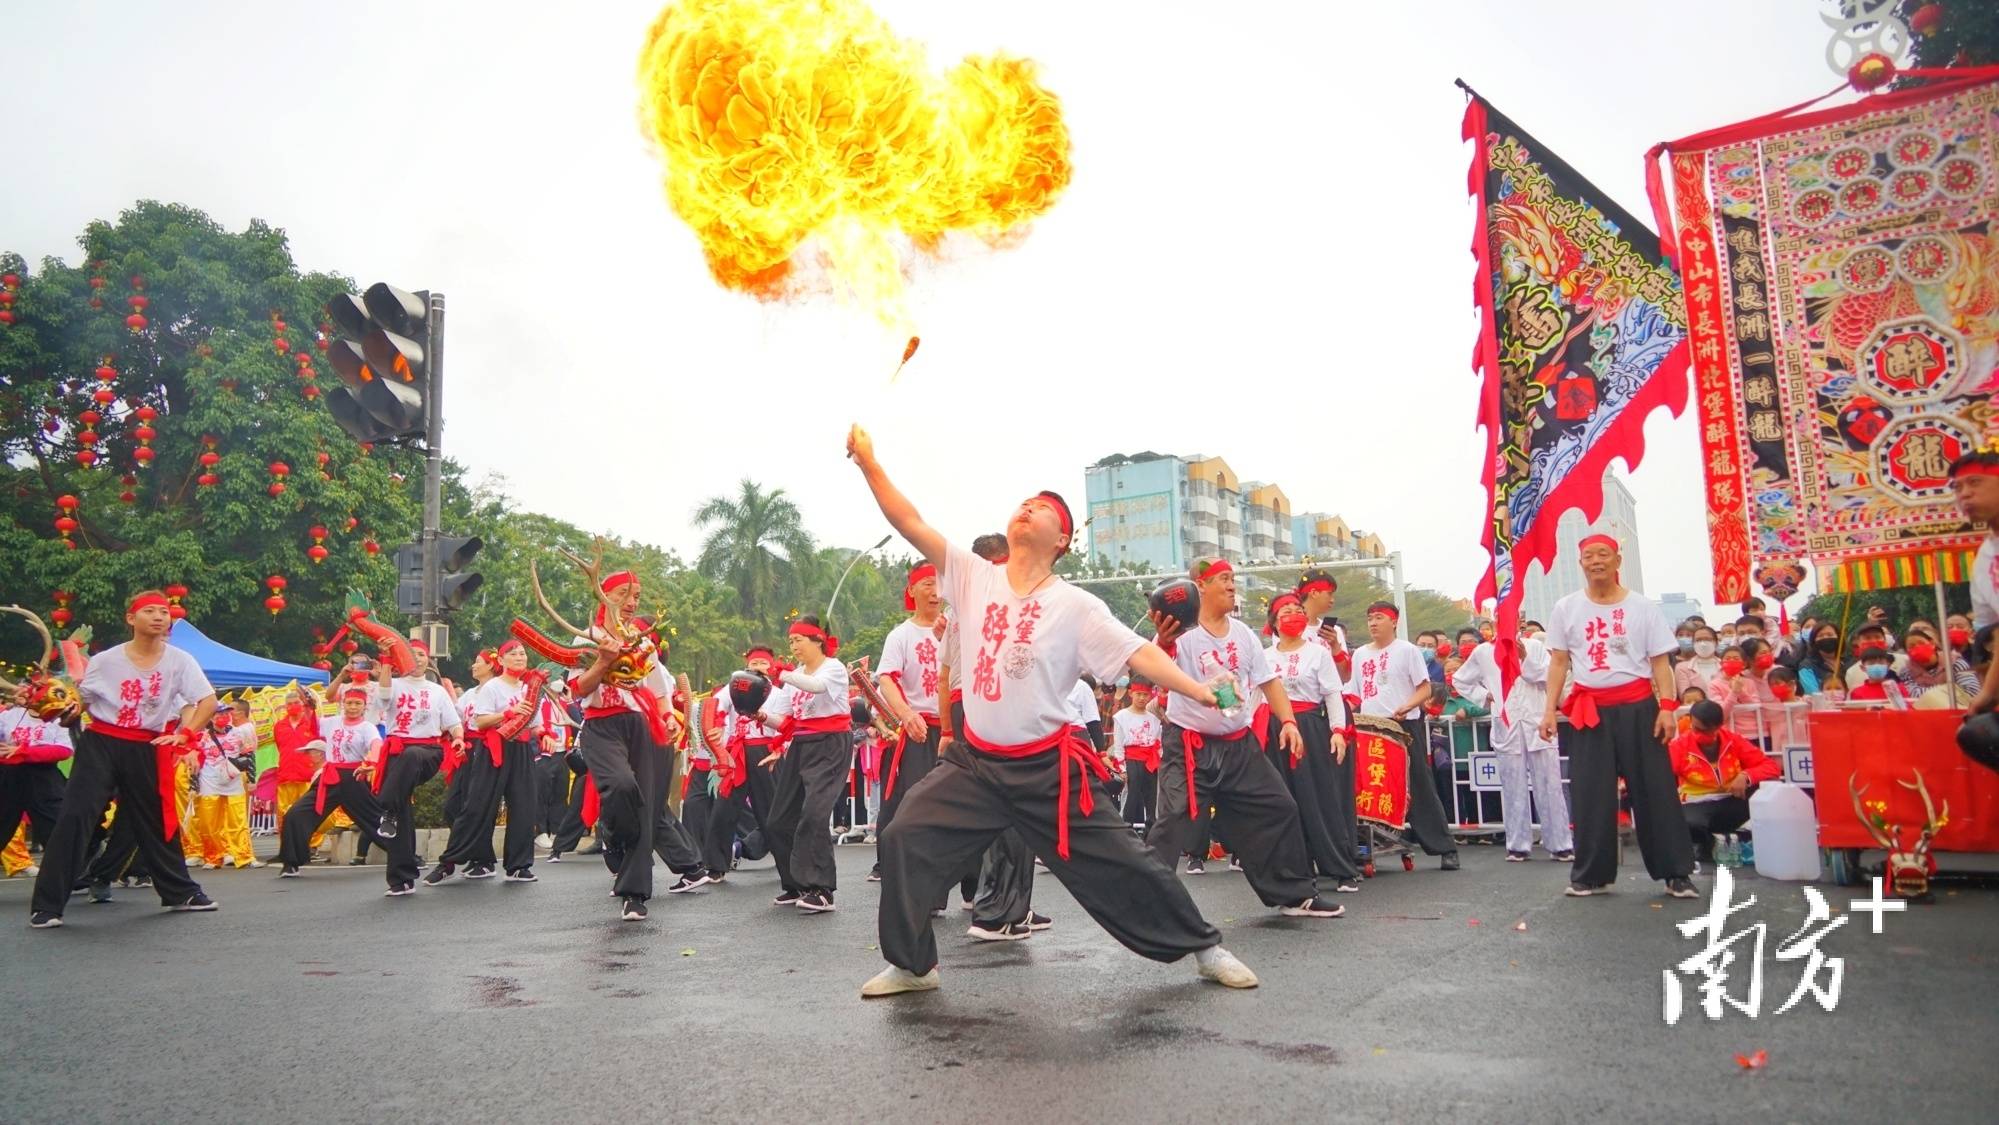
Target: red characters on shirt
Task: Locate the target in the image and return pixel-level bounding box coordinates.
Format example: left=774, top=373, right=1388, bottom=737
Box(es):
left=1359, top=656, right=1380, bottom=701
left=914, top=636, right=939, bottom=700
left=1584, top=617, right=1611, bottom=673
left=973, top=602, right=1011, bottom=703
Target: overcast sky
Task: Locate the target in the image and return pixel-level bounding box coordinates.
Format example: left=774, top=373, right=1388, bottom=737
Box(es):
left=2, top=1, right=1852, bottom=612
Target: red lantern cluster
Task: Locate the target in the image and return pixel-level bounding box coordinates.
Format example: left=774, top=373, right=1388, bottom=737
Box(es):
left=1911, top=3, right=1943, bottom=37
left=125, top=276, right=147, bottom=333
left=308, top=523, right=329, bottom=565
left=0, top=272, right=18, bottom=326
left=132, top=403, right=157, bottom=467
left=265, top=574, right=288, bottom=616
left=165, top=583, right=189, bottom=621
left=51, top=590, right=72, bottom=630
left=268, top=460, right=290, bottom=498
left=54, top=494, right=79, bottom=548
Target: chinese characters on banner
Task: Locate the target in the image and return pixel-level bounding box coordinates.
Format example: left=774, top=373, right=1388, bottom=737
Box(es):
left=1464, top=94, right=1691, bottom=657
left=1353, top=722, right=1410, bottom=830
left=1652, top=77, right=1999, bottom=598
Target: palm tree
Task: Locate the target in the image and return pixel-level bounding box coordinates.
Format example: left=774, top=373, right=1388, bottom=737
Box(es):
left=693, top=479, right=815, bottom=631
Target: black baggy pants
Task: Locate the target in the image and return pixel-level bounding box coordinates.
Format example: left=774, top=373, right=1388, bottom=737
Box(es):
left=766, top=730, right=850, bottom=895
left=550, top=753, right=592, bottom=855
left=704, top=742, right=778, bottom=876
left=1395, top=718, right=1458, bottom=857
left=277, top=771, right=387, bottom=869
left=971, top=827, right=1035, bottom=928
left=0, top=762, right=65, bottom=852
left=1567, top=698, right=1694, bottom=886
left=877, top=725, right=939, bottom=839
left=651, top=745, right=704, bottom=875
left=374, top=746, right=442, bottom=888
left=535, top=751, right=567, bottom=837
left=880, top=741, right=1220, bottom=974
left=1123, top=764, right=1157, bottom=827
left=440, top=739, right=539, bottom=873
left=34, top=730, right=202, bottom=916
left=1266, top=709, right=1361, bottom=882
left=1147, top=726, right=1318, bottom=907
left=577, top=713, right=665, bottom=901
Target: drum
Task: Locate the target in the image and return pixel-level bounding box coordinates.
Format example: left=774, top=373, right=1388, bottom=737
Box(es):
left=1352, top=713, right=1412, bottom=830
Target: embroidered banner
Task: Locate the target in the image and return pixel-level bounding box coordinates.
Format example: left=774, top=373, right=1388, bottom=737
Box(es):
left=1353, top=718, right=1410, bottom=831
left=1653, top=77, right=1999, bottom=597
left=1464, top=93, right=1691, bottom=657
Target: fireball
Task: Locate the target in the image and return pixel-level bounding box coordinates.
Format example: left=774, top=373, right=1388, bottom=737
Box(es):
left=636, top=0, right=1071, bottom=326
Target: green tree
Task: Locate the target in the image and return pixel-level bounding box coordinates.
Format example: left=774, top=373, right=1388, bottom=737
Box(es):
left=693, top=478, right=814, bottom=633
left=0, top=202, right=422, bottom=663
left=1899, top=0, right=1999, bottom=71
left=1800, top=583, right=1968, bottom=637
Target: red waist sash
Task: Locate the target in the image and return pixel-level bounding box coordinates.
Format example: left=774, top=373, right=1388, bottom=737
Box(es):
left=91, top=721, right=189, bottom=841
left=1123, top=741, right=1161, bottom=771
left=1175, top=725, right=1251, bottom=819
left=961, top=721, right=1108, bottom=861
left=369, top=736, right=442, bottom=794
left=314, top=760, right=366, bottom=815
left=883, top=712, right=941, bottom=803
left=1561, top=678, right=1654, bottom=731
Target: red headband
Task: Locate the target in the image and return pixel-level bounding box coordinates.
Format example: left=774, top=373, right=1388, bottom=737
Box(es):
left=1578, top=534, right=1620, bottom=557
left=128, top=593, right=170, bottom=614
left=1269, top=593, right=1303, bottom=616
left=475, top=648, right=498, bottom=668
left=1129, top=685, right=1153, bottom=696
left=495, top=639, right=521, bottom=659
left=904, top=563, right=937, bottom=610
left=408, top=640, right=429, bottom=654
left=1197, top=559, right=1233, bottom=581
left=789, top=621, right=839, bottom=656
left=1298, top=578, right=1335, bottom=597
left=1951, top=461, right=1999, bottom=479
left=601, top=571, right=636, bottom=594
left=745, top=645, right=776, bottom=662
left=339, top=684, right=371, bottom=699
left=1367, top=606, right=1400, bottom=621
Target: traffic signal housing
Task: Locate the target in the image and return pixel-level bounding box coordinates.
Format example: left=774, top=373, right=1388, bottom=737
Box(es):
left=325, top=283, right=431, bottom=442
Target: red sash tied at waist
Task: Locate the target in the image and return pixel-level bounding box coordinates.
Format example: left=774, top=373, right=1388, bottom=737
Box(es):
left=370, top=736, right=442, bottom=794
left=1250, top=700, right=1319, bottom=761
left=92, top=720, right=189, bottom=842
left=314, top=760, right=366, bottom=815
left=1560, top=678, right=1654, bottom=731
left=882, top=712, right=941, bottom=803
left=774, top=714, right=848, bottom=759
left=682, top=757, right=713, bottom=799
left=1123, top=741, right=1161, bottom=771
left=1176, top=726, right=1250, bottom=820
left=583, top=684, right=672, bottom=746
left=961, top=721, right=1109, bottom=861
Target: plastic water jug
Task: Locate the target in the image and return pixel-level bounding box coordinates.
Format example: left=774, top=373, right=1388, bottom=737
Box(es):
left=1749, top=782, right=1819, bottom=880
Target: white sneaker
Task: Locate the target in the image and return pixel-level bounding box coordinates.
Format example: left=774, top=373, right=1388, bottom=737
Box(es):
left=860, top=965, right=940, bottom=998
left=535, top=833, right=554, bottom=849
left=966, top=921, right=1031, bottom=941
left=201, top=861, right=219, bottom=870
left=1195, top=946, right=1259, bottom=989
left=244, top=860, right=267, bottom=869
left=18, top=864, right=38, bottom=878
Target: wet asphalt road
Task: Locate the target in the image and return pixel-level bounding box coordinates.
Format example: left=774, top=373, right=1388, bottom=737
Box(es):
left=1, top=841, right=1995, bottom=1125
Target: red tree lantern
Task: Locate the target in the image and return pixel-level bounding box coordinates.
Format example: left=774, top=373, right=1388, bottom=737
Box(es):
left=265, top=594, right=287, bottom=616
left=274, top=337, right=290, bottom=355
left=92, top=388, right=116, bottom=405
left=119, top=490, right=136, bottom=504
left=76, top=450, right=97, bottom=467
left=79, top=409, right=101, bottom=427
left=0, top=311, right=14, bottom=327
left=135, top=404, right=157, bottom=422
left=56, top=494, right=78, bottom=512
left=125, top=313, right=147, bottom=333
left=130, top=275, right=145, bottom=290
left=313, top=659, right=333, bottom=673
left=363, top=538, right=380, bottom=556
left=344, top=516, right=359, bottom=532
left=1911, top=3, right=1943, bottom=36
left=302, top=384, right=320, bottom=401
left=127, top=295, right=149, bottom=312
left=54, top=515, right=77, bottom=546
left=198, top=473, right=219, bottom=487
left=199, top=451, right=220, bottom=468
left=1, top=273, right=17, bottom=287
left=164, top=583, right=189, bottom=601
left=50, top=608, right=72, bottom=628
left=89, top=276, right=106, bottom=291
left=268, top=481, right=287, bottom=497
left=269, top=461, right=290, bottom=479
left=95, top=363, right=117, bottom=383
left=308, top=545, right=330, bottom=564
left=77, top=429, right=98, bottom=446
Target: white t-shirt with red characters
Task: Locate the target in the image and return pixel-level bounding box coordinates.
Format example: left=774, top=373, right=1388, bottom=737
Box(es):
left=1346, top=639, right=1429, bottom=720
left=380, top=677, right=460, bottom=740
left=878, top=618, right=944, bottom=717
left=1266, top=640, right=1350, bottom=727
left=79, top=643, right=214, bottom=731
left=0, top=707, right=74, bottom=757
left=319, top=715, right=382, bottom=767
left=1164, top=618, right=1273, bottom=736
left=1546, top=590, right=1677, bottom=689
left=1972, top=534, right=1998, bottom=630
left=464, top=676, right=544, bottom=739
left=195, top=729, right=248, bottom=797
left=1112, top=708, right=1161, bottom=756
left=777, top=659, right=852, bottom=721
left=940, top=541, right=1146, bottom=745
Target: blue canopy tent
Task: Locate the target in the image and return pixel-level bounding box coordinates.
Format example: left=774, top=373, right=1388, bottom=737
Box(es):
left=167, top=619, right=329, bottom=690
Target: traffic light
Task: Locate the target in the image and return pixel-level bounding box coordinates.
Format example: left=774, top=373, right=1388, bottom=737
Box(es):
left=325, top=282, right=431, bottom=442
left=437, top=536, right=484, bottom=611
left=393, top=536, right=484, bottom=616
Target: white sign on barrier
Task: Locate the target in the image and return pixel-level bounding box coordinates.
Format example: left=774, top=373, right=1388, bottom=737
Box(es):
left=1469, top=751, right=1502, bottom=792
left=1783, top=746, right=1814, bottom=786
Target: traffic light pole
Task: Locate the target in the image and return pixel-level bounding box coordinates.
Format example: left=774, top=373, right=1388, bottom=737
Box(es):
left=420, top=291, right=446, bottom=654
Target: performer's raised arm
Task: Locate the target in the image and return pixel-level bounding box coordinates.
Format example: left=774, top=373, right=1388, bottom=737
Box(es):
left=847, top=424, right=946, bottom=568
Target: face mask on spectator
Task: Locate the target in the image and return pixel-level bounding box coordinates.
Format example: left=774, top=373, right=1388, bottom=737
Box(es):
left=1695, top=640, right=1717, bottom=657
left=1865, top=663, right=1891, bottom=681
left=1753, top=651, right=1775, bottom=671
left=1721, top=657, right=1746, bottom=677
left=1948, top=627, right=1972, bottom=648
left=1771, top=682, right=1795, bottom=701
left=1816, top=637, right=1839, bottom=654
left=1677, top=635, right=1695, bottom=653
left=1719, top=631, right=1737, bottom=645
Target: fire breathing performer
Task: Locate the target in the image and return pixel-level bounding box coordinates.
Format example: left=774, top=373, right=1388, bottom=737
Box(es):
left=871, top=563, right=947, bottom=883
left=428, top=641, right=546, bottom=885
left=1262, top=594, right=1360, bottom=892
left=1536, top=535, right=1698, bottom=899
left=1346, top=602, right=1462, bottom=871
left=370, top=640, right=462, bottom=896
left=1147, top=561, right=1342, bottom=918
left=31, top=592, right=219, bottom=928
left=1454, top=623, right=1573, bottom=862
left=762, top=615, right=853, bottom=914
left=847, top=424, right=1261, bottom=997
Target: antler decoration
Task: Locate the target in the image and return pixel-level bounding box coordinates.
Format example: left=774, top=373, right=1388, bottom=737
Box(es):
left=1, top=605, right=58, bottom=674
left=558, top=539, right=629, bottom=640
left=529, top=558, right=594, bottom=642
left=1900, top=769, right=1949, bottom=848
left=1849, top=775, right=1901, bottom=852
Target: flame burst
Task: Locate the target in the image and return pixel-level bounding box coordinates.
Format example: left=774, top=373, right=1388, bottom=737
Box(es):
left=636, top=0, right=1071, bottom=326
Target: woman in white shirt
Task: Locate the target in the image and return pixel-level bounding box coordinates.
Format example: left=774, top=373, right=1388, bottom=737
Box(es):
left=1263, top=595, right=1359, bottom=892
left=762, top=616, right=854, bottom=914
